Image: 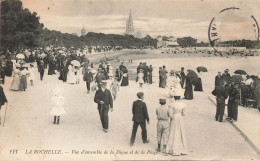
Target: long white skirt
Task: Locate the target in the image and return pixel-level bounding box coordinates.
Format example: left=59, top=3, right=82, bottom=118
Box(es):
left=67, top=72, right=76, bottom=84
left=166, top=114, right=188, bottom=155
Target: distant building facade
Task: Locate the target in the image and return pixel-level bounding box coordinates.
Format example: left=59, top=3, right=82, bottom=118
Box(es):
left=157, top=36, right=179, bottom=48
left=81, top=27, right=86, bottom=36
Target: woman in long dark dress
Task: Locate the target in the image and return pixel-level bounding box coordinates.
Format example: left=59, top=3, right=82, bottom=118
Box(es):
left=194, top=71, right=203, bottom=91
left=184, top=76, right=193, bottom=100
left=48, top=58, right=56, bottom=75
left=120, top=67, right=129, bottom=86
left=5, top=60, right=13, bottom=77
left=115, top=68, right=120, bottom=82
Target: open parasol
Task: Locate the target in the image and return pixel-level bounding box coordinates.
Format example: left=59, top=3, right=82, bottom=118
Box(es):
left=71, top=60, right=80, bottom=67
left=197, top=66, right=208, bottom=72
left=234, top=70, right=247, bottom=75
left=16, top=53, right=25, bottom=59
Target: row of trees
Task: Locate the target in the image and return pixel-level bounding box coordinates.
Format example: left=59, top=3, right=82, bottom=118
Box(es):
left=2, top=0, right=258, bottom=52
left=0, top=0, right=157, bottom=52
left=1, top=0, right=43, bottom=51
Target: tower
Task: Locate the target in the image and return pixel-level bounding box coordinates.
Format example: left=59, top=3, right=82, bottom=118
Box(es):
left=126, top=10, right=134, bottom=35
left=81, top=27, right=86, bottom=36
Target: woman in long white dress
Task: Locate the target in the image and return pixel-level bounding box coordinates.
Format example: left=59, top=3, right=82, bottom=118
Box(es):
left=10, top=67, right=20, bottom=91
left=28, top=64, right=35, bottom=86
left=169, top=72, right=184, bottom=100
left=107, top=64, right=113, bottom=79
left=74, top=66, right=80, bottom=84
left=66, top=65, right=76, bottom=84
left=166, top=99, right=188, bottom=156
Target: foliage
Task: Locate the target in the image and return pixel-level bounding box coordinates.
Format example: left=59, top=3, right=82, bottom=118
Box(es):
left=1, top=0, right=43, bottom=51
left=177, top=36, right=197, bottom=47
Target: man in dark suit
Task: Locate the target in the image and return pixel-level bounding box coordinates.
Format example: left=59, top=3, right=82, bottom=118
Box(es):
left=180, top=67, right=186, bottom=88
left=38, top=61, right=45, bottom=81
left=0, top=64, right=6, bottom=84
left=160, top=66, right=168, bottom=88
left=130, top=92, right=150, bottom=146
left=212, top=80, right=228, bottom=122
left=0, top=80, right=8, bottom=125
left=94, top=81, right=113, bottom=132
left=83, top=68, right=93, bottom=93
left=222, top=69, right=231, bottom=85
left=227, top=82, right=239, bottom=122
left=215, top=72, right=222, bottom=87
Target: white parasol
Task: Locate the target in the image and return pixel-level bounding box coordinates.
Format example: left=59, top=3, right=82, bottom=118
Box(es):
left=71, top=60, right=80, bottom=67
left=16, top=53, right=25, bottom=59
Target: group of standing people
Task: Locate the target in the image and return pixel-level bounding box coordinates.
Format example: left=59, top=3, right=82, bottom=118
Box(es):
left=136, top=62, right=153, bottom=87
left=213, top=69, right=239, bottom=122
left=129, top=91, right=188, bottom=156
left=9, top=63, right=36, bottom=91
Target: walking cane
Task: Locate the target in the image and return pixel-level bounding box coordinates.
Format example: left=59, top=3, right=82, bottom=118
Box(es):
left=3, top=103, right=8, bottom=127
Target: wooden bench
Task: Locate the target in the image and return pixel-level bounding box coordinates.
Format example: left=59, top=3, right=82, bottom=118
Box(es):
left=245, top=99, right=256, bottom=109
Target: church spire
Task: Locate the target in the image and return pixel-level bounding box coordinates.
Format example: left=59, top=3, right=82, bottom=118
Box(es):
left=126, top=9, right=134, bottom=35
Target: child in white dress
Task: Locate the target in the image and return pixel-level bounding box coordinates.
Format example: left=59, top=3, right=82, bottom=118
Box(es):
left=50, top=86, right=66, bottom=125
left=110, top=77, right=120, bottom=100
left=137, top=69, right=144, bottom=88
left=28, top=64, right=35, bottom=86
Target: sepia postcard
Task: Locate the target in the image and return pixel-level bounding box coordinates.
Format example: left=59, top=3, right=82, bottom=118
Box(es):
left=0, top=0, right=260, bottom=161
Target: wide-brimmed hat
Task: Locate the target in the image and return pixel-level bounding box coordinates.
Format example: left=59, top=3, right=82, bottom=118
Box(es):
left=159, top=99, right=166, bottom=103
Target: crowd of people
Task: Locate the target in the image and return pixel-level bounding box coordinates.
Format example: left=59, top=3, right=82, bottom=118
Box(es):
left=161, top=47, right=260, bottom=57
left=0, top=47, right=260, bottom=157
left=213, top=69, right=260, bottom=123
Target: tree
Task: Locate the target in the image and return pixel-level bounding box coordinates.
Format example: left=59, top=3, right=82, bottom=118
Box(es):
left=1, top=0, right=43, bottom=51
left=177, top=36, right=197, bottom=47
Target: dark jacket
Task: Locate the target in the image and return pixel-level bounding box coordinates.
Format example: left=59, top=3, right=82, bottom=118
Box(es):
left=212, top=86, right=228, bottom=103
left=180, top=71, right=186, bottom=80
left=222, top=73, right=231, bottom=84
left=95, top=73, right=106, bottom=84
left=132, top=100, right=149, bottom=123
left=215, top=75, right=222, bottom=87
left=0, top=86, right=7, bottom=106
left=229, top=87, right=239, bottom=102
left=94, top=89, right=113, bottom=109
left=83, top=71, right=93, bottom=83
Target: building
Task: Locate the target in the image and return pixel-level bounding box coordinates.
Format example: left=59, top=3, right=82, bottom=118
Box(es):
left=135, top=31, right=142, bottom=39
left=157, top=36, right=179, bottom=48
left=126, top=10, right=134, bottom=35
left=81, top=27, right=86, bottom=36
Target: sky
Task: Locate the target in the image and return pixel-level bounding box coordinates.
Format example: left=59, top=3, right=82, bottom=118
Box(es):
left=21, top=0, right=260, bottom=41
